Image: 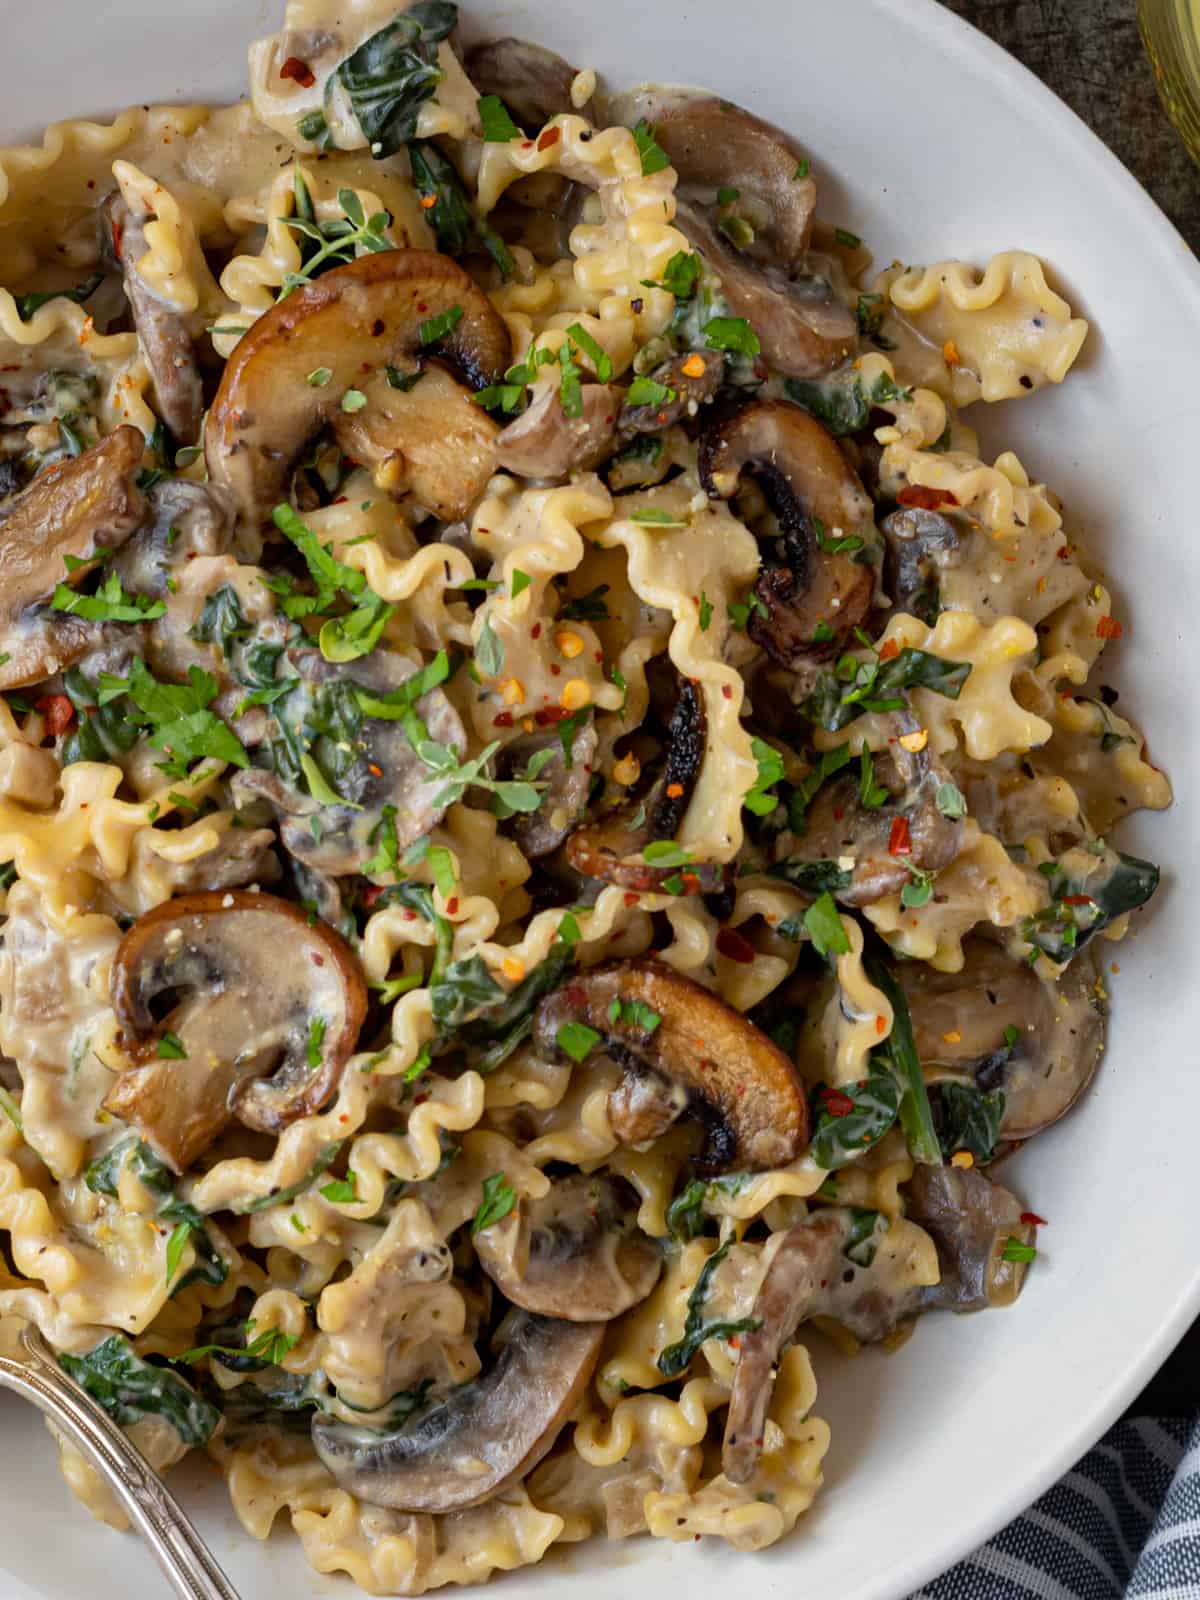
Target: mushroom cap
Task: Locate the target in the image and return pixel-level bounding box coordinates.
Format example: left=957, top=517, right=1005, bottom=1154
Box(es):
left=699, top=399, right=876, bottom=669
left=501, top=720, right=597, bottom=859
left=312, top=1313, right=604, bottom=1512
left=0, top=427, right=145, bottom=690
left=464, top=38, right=582, bottom=132
left=534, top=958, right=809, bottom=1172
left=676, top=202, right=858, bottom=379
left=880, top=505, right=965, bottom=623
left=613, top=91, right=816, bottom=270
left=205, top=250, right=511, bottom=543
left=332, top=362, right=501, bottom=523
left=105, top=890, right=367, bottom=1171
left=899, top=938, right=1105, bottom=1143
left=473, top=1172, right=661, bottom=1321
left=616, top=350, right=723, bottom=440
left=496, top=382, right=621, bottom=481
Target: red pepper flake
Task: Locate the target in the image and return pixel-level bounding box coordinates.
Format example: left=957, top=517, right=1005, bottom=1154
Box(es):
left=623, top=891, right=640, bottom=907
left=279, top=55, right=316, bottom=87
left=832, top=804, right=845, bottom=822
left=1020, top=1211, right=1048, bottom=1227
left=594, top=650, right=604, bottom=663
left=537, top=126, right=561, bottom=151
left=35, top=694, right=74, bottom=735
left=549, top=663, right=561, bottom=676
left=110, top=217, right=124, bottom=260
left=419, top=194, right=438, bottom=209
left=721, top=683, right=733, bottom=699
left=493, top=711, right=515, bottom=727
left=679, top=872, right=701, bottom=895
left=446, top=897, right=459, bottom=915
left=875, top=1015, right=887, bottom=1035
left=338, top=1113, right=349, bottom=1123
left=1061, top=893, right=1095, bottom=906
left=563, top=983, right=587, bottom=1008
left=878, top=637, right=900, bottom=662
left=665, top=782, right=684, bottom=799
left=888, top=816, right=912, bottom=856
left=402, top=909, right=417, bottom=922
left=820, top=1087, right=855, bottom=1118
left=368, top=763, right=383, bottom=777
left=897, top=485, right=960, bottom=511
left=534, top=705, right=571, bottom=725
left=362, top=885, right=384, bottom=908
left=531, top=622, right=542, bottom=639
left=716, top=927, right=755, bottom=964
left=1096, top=615, right=1123, bottom=640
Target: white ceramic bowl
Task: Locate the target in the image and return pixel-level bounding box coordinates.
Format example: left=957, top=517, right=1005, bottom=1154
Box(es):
left=2, top=3, right=1198, bottom=1597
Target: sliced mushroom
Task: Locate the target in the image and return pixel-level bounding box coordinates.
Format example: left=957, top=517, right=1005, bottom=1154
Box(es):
left=102, top=193, right=204, bottom=444
left=112, top=478, right=236, bottom=599
left=496, top=382, right=621, bottom=481
left=332, top=363, right=501, bottom=522
left=205, top=250, right=511, bottom=545
left=565, top=677, right=722, bottom=893
left=607, top=1069, right=690, bottom=1145
left=232, top=647, right=468, bottom=876
left=905, top=1162, right=1035, bottom=1312
left=312, top=1313, right=603, bottom=1512
left=700, top=400, right=876, bottom=672
left=0, top=426, right=145, bottom=690
left=617, top=91, right=816, bottom=270
left=464, top=38, right=581, bottom=131
left=676, top=202, right=858, bottom=380
left=723, top=1172, right=1034, bottom=1481
left=616, top=351, right=723, bottom=439
left=899, top=937, right=1106, bottom=1143
left=500, top=719, right=597, bottom=858
left=104, top=890, right=367, bottom=1171
left=473, top=1173, right=661, bottom=1320
left=879, top=505, right=965, bottom=625
left=534, top=958, right=809, bottom=1172
left=723, top=1210, right=844, bottom=1483
left=771, top=711, right=962, bottom=906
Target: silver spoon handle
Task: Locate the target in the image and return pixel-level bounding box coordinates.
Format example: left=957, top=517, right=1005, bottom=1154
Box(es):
left=0, top=1325, right=240, bottom=1600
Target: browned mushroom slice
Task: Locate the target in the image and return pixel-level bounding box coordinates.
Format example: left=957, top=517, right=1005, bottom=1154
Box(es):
left=534, top=959, right=809, bottom=1172
left=0, top=426, right=145, bottom=690
left=617, top=91, right=816, bottom=270
left=565, top=677, right=722, bottom=893
left=616, top=351, right=723, bottom=439
left=496, top=383, right=621, bottom=480
left=473, top=1173, right=661, bottom=1321
left=331, top=363, right=500, bottom=522
left=607, top=1069, right=689, bottom=1145
left=205, top=250, right=511, bottom=545
left=104, top=891, right=367, bottom=1171
left=771, top=712, right=962, bottom=906
left=879, top=505, right=966, bottom=625
left=464, top=38, right=581, bottom=132
left=103, top=193, right=203, bottom=444
left=906, top=1162, right=1035, bottom=1311
left=699, top=400, right=876, bottom=671
left=899, top=938, right=1106, bottom=1144
left=500, top=719, right=597, bottom=858
left=312, top=1313, right=604, bottom=1512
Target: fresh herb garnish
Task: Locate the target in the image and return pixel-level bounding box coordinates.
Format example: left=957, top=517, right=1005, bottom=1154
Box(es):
left=632, top=119, right=670, bottom=175
left=744, top=737, right=785, bottom=817
left=472, top=1173, right=516, bottom=1233
left=336, top=1, right=457, bottom=157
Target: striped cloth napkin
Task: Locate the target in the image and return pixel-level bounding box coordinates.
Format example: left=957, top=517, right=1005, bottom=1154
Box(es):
left=910, top=1417, right=1199, bottom=1598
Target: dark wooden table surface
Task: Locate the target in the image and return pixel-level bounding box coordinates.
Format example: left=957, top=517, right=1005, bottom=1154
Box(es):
left=945, top=0, right=1200, bottom=250
left=945, top=0, right=1198, bottom=1418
